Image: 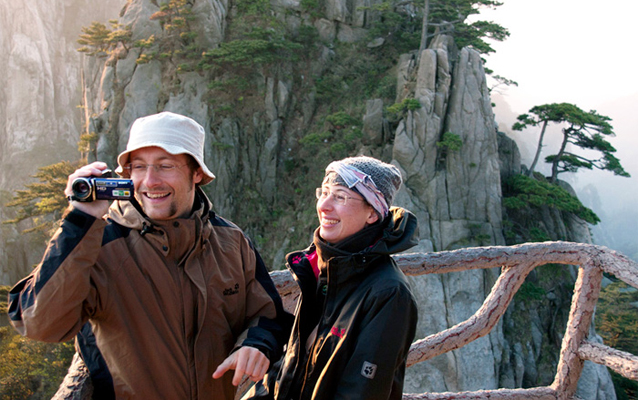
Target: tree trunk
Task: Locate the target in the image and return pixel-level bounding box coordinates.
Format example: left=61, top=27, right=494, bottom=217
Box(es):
left=527, top=120, right=548, bottom=176
left=550, top=127, right=570, bottom=183
left=418, top=0, right=430, bottom=56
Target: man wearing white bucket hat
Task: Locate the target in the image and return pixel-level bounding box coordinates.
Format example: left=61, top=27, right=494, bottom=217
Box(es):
left=8, top=111, right=291, bottom=399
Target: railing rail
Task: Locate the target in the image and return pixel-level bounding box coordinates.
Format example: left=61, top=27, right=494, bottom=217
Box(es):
left=272, top=241, right=638, bottom=400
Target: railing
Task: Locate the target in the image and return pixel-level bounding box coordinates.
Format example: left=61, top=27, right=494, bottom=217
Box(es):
left=54, top=241, right=638, bottom=399
left=271, top=241, right=638, bottom=400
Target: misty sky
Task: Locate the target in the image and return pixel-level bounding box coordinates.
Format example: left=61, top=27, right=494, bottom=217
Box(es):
left=474, top=0, right=638, bottom=254
left=477, top=0, right=638, bottom=111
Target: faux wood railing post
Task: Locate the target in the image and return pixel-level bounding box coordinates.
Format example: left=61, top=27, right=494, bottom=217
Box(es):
left=550, top=261, right=603, bottom=398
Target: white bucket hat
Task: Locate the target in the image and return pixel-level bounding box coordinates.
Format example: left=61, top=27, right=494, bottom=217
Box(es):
left=115, top=111, right=215, bottom=185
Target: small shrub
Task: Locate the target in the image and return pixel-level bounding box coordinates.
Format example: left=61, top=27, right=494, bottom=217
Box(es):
left=386, top=98, right=421, bottom=122
left=326, top=111, right=359, bottom=129
left=529, top=227, right=550, bottom=242
left=503, top=174, right=599, bottom=224
left=516, top=281, right=546, bottom=304
left=0, top=325, right=75, bottom=400
left=300, top=0, right=322, bottom=18
left=299, top=132, right=323, bottom=147
left=330, top=142, right=347, bottom=157
left=436, top=132, right=463, bottom=152
left=200, top=27, right=303, bottom=72
left=77, top=132, right=98, bottom=154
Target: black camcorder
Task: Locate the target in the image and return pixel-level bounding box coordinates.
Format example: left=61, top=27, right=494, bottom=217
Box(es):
left=70, top=170, right=134, bottom=202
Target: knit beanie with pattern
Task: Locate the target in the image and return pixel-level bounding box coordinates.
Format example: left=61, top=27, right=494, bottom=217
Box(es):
left=324, top=156, right=402, bottom=208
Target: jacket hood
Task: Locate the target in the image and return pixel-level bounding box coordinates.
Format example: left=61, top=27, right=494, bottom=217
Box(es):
left=107, top=187, right=212, bottom=230
left=373, top=206, right=419, bottom=255
left=286, top=207, right=419, bottom=281
left=322, top=206, right=419, bottom=258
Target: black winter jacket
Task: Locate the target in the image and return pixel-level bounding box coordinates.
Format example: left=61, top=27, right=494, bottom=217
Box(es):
left=245, top=207, right=419, bottom=400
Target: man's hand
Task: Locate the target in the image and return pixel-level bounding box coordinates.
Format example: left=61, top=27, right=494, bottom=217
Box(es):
left=212, top=346, right=270, bottom=386
left=65, top=161, right=111, bottom=218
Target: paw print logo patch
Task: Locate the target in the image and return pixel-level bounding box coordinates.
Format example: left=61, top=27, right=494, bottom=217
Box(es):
left=361, top=361, right=377, bottom=379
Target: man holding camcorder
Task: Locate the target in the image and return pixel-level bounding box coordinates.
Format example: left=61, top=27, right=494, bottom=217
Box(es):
left=8, top=111, right=291, bottom=399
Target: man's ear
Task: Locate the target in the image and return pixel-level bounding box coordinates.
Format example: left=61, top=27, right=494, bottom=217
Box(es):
left=193, top=167, right=204, bottom=185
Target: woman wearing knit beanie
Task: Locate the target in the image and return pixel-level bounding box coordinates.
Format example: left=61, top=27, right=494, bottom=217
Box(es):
left=244, top=156, right=419, bottom=400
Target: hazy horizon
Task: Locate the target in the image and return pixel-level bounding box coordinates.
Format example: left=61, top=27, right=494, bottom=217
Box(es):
left=475, top=0, right=638, bottom=260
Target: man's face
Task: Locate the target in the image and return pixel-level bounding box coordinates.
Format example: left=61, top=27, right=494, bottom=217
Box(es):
left=128, top=146, right=203, bottom=221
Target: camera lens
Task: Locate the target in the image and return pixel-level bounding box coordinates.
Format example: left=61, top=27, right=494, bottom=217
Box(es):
left=71, top=178, right=93, bottom=201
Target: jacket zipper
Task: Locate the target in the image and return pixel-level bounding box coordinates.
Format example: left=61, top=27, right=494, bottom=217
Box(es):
left=298, top=264, right=331, bottom=399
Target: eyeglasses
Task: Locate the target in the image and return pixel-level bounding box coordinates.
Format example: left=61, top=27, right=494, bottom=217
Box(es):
left=124, top=162, right=190, bottom=176
left=315, top=188, right=364, bottom=206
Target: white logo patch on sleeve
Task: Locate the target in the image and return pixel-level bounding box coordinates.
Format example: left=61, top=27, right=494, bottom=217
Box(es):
left=361, top=361, right=377, bottom=379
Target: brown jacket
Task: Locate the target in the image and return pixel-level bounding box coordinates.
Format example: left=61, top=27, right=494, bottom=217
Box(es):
left=8, top=190, right=289, bottom=399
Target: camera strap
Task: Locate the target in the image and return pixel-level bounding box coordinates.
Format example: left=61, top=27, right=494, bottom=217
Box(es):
left=128, top=197, right=158, bottom=236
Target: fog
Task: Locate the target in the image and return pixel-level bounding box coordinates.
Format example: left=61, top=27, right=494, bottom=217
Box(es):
left=493, top=93, right=638, bottom=260
left=477, top=0, right=638, bottom=260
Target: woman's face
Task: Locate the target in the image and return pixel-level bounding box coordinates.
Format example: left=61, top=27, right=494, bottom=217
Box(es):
left=316, top=183, right=379, bottom=244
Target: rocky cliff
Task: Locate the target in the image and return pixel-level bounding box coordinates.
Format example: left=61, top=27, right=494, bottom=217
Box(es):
left=0, top=0, right=616, bottom=397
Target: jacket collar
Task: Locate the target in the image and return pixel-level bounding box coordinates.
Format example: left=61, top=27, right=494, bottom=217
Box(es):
left=107, top=187, right=212, bottom=231
left=287, top=207, right=419, bottom=285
